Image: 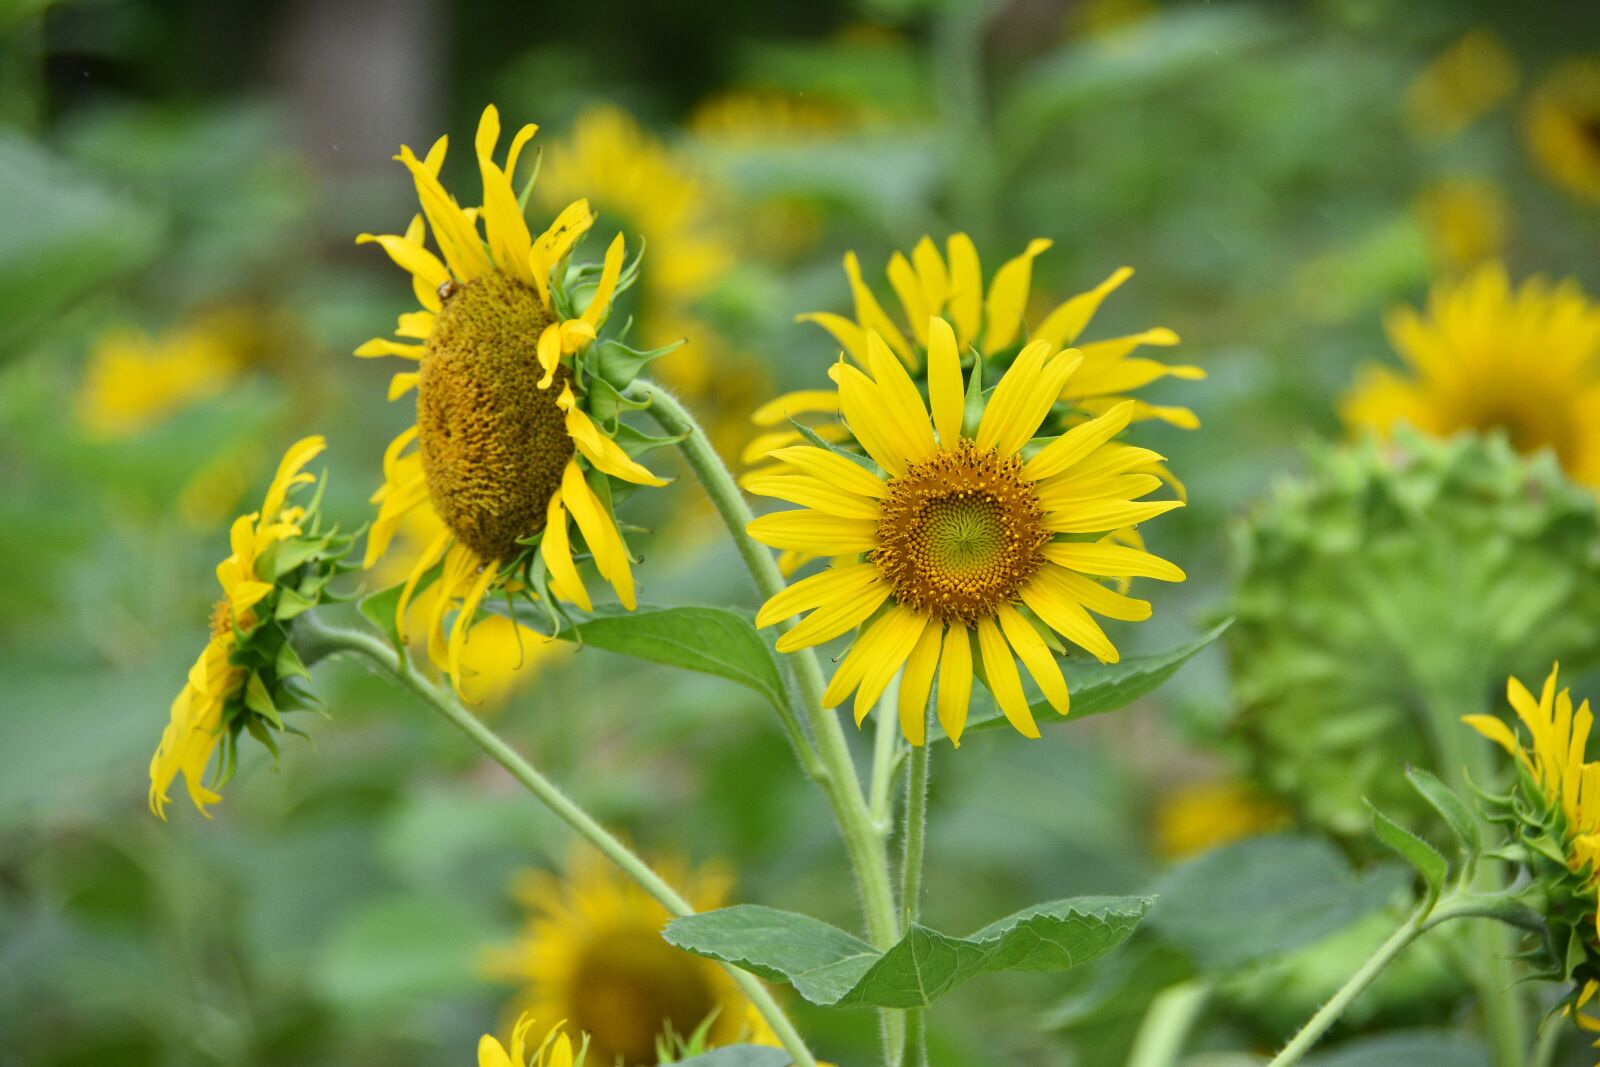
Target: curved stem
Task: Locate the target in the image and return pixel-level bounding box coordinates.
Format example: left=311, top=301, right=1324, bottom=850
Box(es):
left=1126, top=982, right=1210, bottom=1067
left=636, top=380, right=906, bottom=1060
left=294, top=615, right=817, bottom=1067
left=1265, top=906, right=1430, bottom=1067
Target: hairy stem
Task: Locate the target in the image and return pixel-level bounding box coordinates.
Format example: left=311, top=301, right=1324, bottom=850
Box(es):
left=636, top=380, right=906, bottom=1061
left=295, top=615, right=817, bottom=1067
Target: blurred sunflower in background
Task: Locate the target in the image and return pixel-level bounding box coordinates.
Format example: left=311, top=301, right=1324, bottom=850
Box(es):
left=1413, top=177, right=1510, bottom=272
left=1150, top=778, right=1289, bottom=860
left=1404, top=29, right=1518, bottom=140
left=1342, top=262, right=1600, bottom=485
left=75, top=316, right=243, bottom=439
left=1525, top=57, right=1600, bottom=204
left=538, top=106, right=765, bottom=460
left=486, top=849, right=744, bottom=1067
left=358, top=104, right=669, bottom=693
left=749, top=321, right=1185, bottom=745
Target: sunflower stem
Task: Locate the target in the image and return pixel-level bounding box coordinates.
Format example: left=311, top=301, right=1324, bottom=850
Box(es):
left=635, top=380, right=908, bottom=1064
left=897, top=717, right=933, bottom=1067
left=294, top=615, right=818, bottom=1067
left=869, top=676, right=903, bottom=833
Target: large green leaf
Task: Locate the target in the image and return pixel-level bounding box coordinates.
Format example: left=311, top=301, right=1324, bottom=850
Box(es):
left=1148, top=835, right=1407, bottom=969
left=664, top=896, right=1152, bottom=1009
left=931, top=621, right=1228, bottom=741
left=1303, top=1031, right=1489, bottom=1067
left=508, top=604, right=790, bottom=712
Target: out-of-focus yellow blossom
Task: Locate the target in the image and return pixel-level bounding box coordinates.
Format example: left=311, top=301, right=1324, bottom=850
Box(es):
left=1342, top=263, right=1600, bottom=486
left=149, top=436, right=326, bottom=818
left=1405, top=30, right=1518, bottom=139
left=479, top=1013, right=586, bottom=1067
left=487, top=848, right=745, bottom=1067
left=76, top=319, right=241, bottom=438
left=1414, top=177, right=1509, bottom=271
left=1525, top=57, right=1600, bottom=204
left=1152, top=778, right=1290, bottom=860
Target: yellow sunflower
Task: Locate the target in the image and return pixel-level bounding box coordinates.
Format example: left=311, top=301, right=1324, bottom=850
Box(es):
left=1341, top=263, right=1600, bottom=486
left=149, top=435, right=329, bottom=818
left=748, top=320, right=1185, bottom=746
left=1526, top=57, right=1600, bottom=204
left=357, top=105, right=668, bottom=692
left=486, top=849, right=744, bottom=1067
left=1150, top=778, right=1289, bottom=860
left=749, top=234, right=1200, bottom=470
left=75, top=318, right=241, bottom=438
left=480, top=1013, right=586, bottom=1067
left=536, top=106, right=734, bottom=399
left=1465, top=665, right=1600, bottom=1041
left=1413, top=177, right=1509, bottom=271
left=1404, top=29, right=1518, bottom=140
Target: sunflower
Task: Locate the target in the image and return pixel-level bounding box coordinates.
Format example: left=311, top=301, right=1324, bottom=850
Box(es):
left=748, top=321, right=1185, bottom=746
left=1414, top=177, right=1509, bottom=271
left=1404, top=29, right=1518, bottom=140
left=486, top=849, right=744, bottom=1067
left=1525, top=58, right=1600, bottom=204
left=75, top=318, right=241, bottom=438
left=1341, top=263, right=1600, bottom=486
left=1465, top=665, right=1600, bottom=1042
left=749, top=234, right=1200, bottom=471
left=480, top=1014, right=587, bottom=1067
left=1150, top=778, right=1289, bottom=860
left=149, top=435, right=345, bottom=818
left=357, top=105, right=668, bottom=693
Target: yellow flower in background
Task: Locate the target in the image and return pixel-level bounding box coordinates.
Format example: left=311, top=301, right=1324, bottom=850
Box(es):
left=149, top=436, right=325, bottom=818
left=487, top=849, right=744, bottom=1067
left=1526, top=58, right=1600, bottom=204
left=1405, top=29, right=1518, bottom=139
left=1151, top=779, right=1289, bottom=860
left=480, top=1013, right=586, bottom=1067
left=1414, top=177, right=1509, bottom=271
left=357, top=104, right=667, bottom=694
left=537, top=106, right=735, bottom=399
left=751, top=235, right=1200, bottom=469
left=689, top=88, right=862, bottom=143
left=75, top=319, right=241, bottom=438
left=1341, top=263, right=1600, bottom=486
left=1465, top=665, right=1600, bottom=1042
left=748, top=320, right=1185, bottom=746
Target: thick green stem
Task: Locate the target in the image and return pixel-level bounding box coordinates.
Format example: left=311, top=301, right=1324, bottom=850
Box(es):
left=901, top=739, right=930, bottom=931
left=636, top=380, right=905, bottom=1062
left=295, top=616, right=817, bottom=1067
left=1266, top=907, right=1429, bottom=1067
left=1126, top=982, right=1210, bottom=1067
left=869, top=678, right=902, bottom=832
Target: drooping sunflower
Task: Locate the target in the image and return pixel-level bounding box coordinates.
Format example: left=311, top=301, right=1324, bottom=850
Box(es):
left=486, top=849, right=744, bottom=1067
left=1465, top=665, right=1600, bottom=1041
left=480, top=1013, right=587, bottom=1067
left=748, top=234, right=1201, bottom=470
left=1525, top=57, right=1600, bottom=204
left=748, top=320, right=1185, bottom=746
left=1341, top=263, right=1600, bottom=486
left=358, top=105, right=669, bottom=691
left=149, top=435, right=349, bottom=818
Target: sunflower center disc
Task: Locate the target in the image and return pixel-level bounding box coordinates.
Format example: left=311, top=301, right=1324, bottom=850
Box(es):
left=416, top=272, right=574, bottom=561
left=570, top=927, right=719, bottom=1066
left=874, top=441, right=1050, bottom=622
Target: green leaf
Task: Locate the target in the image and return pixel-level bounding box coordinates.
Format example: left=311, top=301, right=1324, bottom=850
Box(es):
left=664, top=896, right=1151, bottom=1009
left=357, top=581, right=412, bottom=655
left=1149, top=835, right=1407, bottom=969
left=274, top=637, right=311, bottom=682
left=509, top=604, right=789, bottom=713
left=1367, top=801, right=1447, bottom=899
left=931, top=621, right=1228, bottom=741
left=613, top=420, right=688, bottom=459
left=1405, top=767, right=1481, bottom=858
left=673, top=1049, right=793, bottom=1067
left=243, top=672, right=283, bottom=730
left=961, top=349, right=985, bottom=436
left=591, top=336, right=681, bottom=389
left=788, top=418, right=878, bottom=472
left=273, top=585, right=317, bottom=621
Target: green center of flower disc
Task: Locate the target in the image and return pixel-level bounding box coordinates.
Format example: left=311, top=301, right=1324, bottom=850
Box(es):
left=874, top=442, right=1049, bottom=622
left=416, top=272, right=573, bottom=561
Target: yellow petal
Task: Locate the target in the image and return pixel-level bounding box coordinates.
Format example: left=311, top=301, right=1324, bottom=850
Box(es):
left=751, top=390, right=841, bottom=426
left=926, top=315, right=965, bottom=447
left=1042, top=542, right=1185, bottom=581
left=886, top=252, right=931, bottom=346
left=1033, top=266, right=1134, bottom=347
left=395, top=141, right=491, bottom=281
left=755, top=560, right=882, bottom=626
left=899, top=620, right=945, bottom=745
left=911, top=236, right=951, bottom=315
left=560, top=387, right=669, bottom=486
left=981, top=238, right=1052, bottom=353
left=862, top=332, right=937, bottom=464
left=578, top=233, right=626, bottom=330
left=836, top=362, right=912, bottom=476
left=844, top=251, right=914, bottom=367
left=1022, top=401, right=1136, bottom=481
left=795, top=311, right=868, bottom=366
left=997, top=602, right=1070, bottom=716
left=743, top=473, right=882, bottom=519
left=975, top=340, right=1057, bottom=456
left=355, top=338, right=424, bottom=360
left=937, top=624, right=974, bottom=746
left=746, top=510, right=880, bottom=555
left=1020, top=572, right=1119, bottom=663
left=945, top=233, right=983, bottom=348
left=977, top=616, right=1040, bottom=738
left=560, top=459, right=635, bottom=609
left=766, top=446, right=887, bottom=499
left=1044, top=498, right=1184, bottom=534
left=541, top=488, right=592, bottom=611
left=854, top=608, right=929, bottom=726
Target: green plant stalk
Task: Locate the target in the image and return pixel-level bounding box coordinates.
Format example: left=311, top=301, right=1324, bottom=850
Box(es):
left=869, top=677, right=902, bottom=832
left=1265, top=905, right=1430, bottom=1067
left=898, top=722, right=932, bottom=1067
left=1126, top=982, right=1210, bottom=1067
left=294, top=616, right=817, bottom=1067
left=637, top=381, right=906, bottom=1061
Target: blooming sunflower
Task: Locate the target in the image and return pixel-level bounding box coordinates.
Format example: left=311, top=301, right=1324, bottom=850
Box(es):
left=75, top=318, right=241, bottom=438
left=358, top=105, right=669, bottom=691
left=480, top=1014, right=587, bottom=1067
left=748, top=321, right=1185, bottom=746
left=1341, top=263, right=1600, bottom=486
left=1465, top=665, right=1600, bottom=1042
left=1403, top=29, right=1518, bottom=140
left=487, top=848, right=744, bottom=1067
left=149, top=435, right=350, bottom=818
left=1526, top=58, right=1600, bottom=204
